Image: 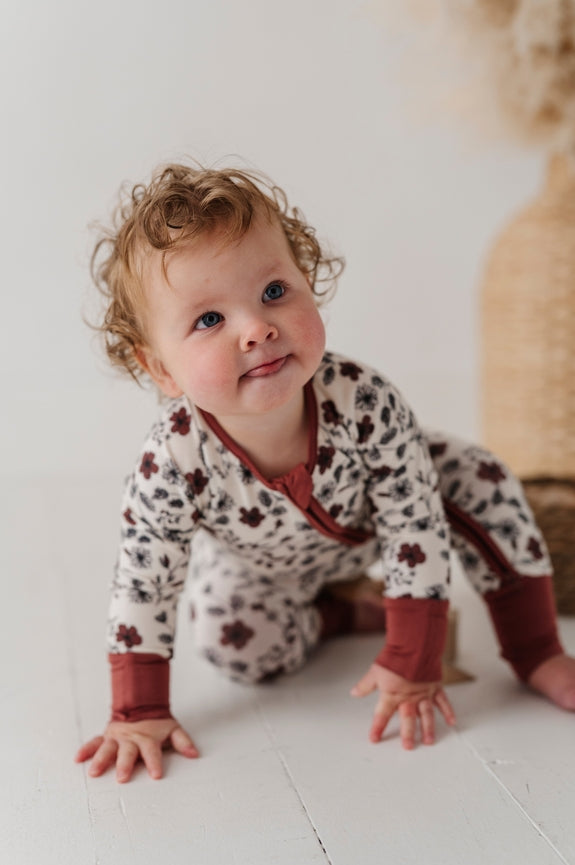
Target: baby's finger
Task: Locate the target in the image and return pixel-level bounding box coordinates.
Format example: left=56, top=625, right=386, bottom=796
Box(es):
left=171, top=726, right=200, bottom=758
left=75, top=736, right=104, bottom=763
left=434, top=688, right=457, bottom=726
left=370, top=711, right=393, bottom=743
left=88, top=738, right=118, bottom=777
left=138, top=738, right=164, bottom=780
left=369, top=694, right=395, bottom=743
left=418, top=699, right=435, bottom=745
left=351, top=670, right=377, bottom=698
left=116, top=740, right=139, bottom=784
left=399, top=701, right=417, bottom=750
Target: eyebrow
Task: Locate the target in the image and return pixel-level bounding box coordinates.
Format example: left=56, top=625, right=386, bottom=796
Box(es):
left=257, top=259, right=287, bottom=281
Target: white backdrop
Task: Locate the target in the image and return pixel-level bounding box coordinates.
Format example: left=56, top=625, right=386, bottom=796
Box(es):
left=1, top=0, right=542, bottom=479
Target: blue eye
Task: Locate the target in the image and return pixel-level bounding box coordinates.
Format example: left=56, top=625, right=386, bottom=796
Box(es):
left=196, top=311, right=223, bottom=330
left=263, top=282, right=285, bottom=302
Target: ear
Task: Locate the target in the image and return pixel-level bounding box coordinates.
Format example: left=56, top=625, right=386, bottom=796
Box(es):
left=135, top=346, right=183, bottom=398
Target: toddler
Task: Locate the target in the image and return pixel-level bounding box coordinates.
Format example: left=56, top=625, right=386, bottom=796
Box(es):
left=76, top=162, right=575, bottom=784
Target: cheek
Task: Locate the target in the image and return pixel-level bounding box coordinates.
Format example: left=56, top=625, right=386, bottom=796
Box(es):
left=183, top=344, right=235, bottom=395
left=296, top=304, right=326, bottom=355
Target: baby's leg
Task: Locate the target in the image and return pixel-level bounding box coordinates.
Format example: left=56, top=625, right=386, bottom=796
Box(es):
left=189, top=537, right=323, bottom=684
left=427, top=431, right=575, bottom=710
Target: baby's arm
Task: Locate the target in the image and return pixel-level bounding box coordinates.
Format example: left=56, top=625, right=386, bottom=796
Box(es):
left=75, top=717, right=199, bottom=782
left=77, top=417, right=200, bottom=781
left=351, top=596, right=457, bottom=748
left=352, top=371, right=455, bottom=746
left=76, top=650, right=197, bottom=782
left=350, top=591, right=456, bottom=747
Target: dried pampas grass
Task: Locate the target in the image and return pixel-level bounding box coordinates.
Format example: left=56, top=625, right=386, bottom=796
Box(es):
left=369, top=0, right=575, bottom=154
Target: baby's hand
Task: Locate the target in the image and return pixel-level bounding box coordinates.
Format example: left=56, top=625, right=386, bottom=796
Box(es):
left=75, top=717, right=199, bottom=783
left=351, top=663, right=456, bottom=749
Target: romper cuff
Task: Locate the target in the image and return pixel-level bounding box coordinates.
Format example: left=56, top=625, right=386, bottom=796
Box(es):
left=484, top=575, right=563, bottom=681
left=109, top=652, right=172, bottom=722
left=375, top=597, right=449, bottom=682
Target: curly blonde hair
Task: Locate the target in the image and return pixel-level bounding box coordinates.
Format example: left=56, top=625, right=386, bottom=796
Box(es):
left=91, top=162, right=344, bottom=383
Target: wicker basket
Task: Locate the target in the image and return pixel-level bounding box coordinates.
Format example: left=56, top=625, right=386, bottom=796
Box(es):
left=481, top=155, right=575, bottom=479
left=524, top=479, right=575, bottom=615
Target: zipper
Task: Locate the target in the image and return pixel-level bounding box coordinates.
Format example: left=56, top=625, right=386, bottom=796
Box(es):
left=443, top=498, right=521, bottom=587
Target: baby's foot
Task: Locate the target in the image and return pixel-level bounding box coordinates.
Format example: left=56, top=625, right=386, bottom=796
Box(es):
left=527, top=654, right=575, bottom=710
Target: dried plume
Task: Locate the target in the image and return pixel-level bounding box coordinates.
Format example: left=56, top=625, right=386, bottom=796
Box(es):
left=369, top=0, right=575, bottom=154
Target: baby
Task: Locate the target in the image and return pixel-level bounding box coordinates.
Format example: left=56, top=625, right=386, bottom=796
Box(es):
left=76, top=162, right=575, bottom=783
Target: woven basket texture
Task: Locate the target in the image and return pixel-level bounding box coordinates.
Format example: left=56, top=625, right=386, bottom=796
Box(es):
left=524, top=479, right=575, bottom=616
left=481, top=156, right=575, bottom=479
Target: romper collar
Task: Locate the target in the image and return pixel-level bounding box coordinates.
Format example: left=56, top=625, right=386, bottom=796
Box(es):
left=199, top=379, right=373, bottom=547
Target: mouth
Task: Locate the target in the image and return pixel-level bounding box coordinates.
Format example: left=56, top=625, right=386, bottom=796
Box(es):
left=243, top=355, right=289, bottom=378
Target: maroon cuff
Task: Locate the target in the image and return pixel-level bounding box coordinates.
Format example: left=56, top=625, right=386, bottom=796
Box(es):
left=484, top=575, right=563, bottom=681
left=109, top=652, right=172, bottom=722
left=375, top=597, right=449, bottom=682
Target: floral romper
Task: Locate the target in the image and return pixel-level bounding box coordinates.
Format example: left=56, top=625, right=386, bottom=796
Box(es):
left=107, top=352, right=562, bottom=721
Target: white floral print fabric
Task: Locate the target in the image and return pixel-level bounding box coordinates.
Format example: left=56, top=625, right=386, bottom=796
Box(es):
left=107, top=351, right=550, bottom=683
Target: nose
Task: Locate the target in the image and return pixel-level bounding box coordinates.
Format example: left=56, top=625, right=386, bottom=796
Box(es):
left=240, top=316, right=278, bottom=351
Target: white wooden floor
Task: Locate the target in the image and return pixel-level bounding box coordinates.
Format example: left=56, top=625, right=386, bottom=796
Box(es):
left=3, top=475, right=575, bottom=865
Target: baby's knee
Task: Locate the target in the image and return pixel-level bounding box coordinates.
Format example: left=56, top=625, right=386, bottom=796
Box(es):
left=191, top=603, right=287, bottom=685
left=429, top=433, right=525, bottom=506
left=199, top=646, right=271, bottom=685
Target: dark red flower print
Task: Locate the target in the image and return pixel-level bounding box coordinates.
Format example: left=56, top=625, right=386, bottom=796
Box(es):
left=123, top=508, right=136, bottom=525
left=322, top=399, right=342, bottom=425
left=240, top=507, right=265, bottom=528
left=429, top=442, right=447, bottom=458
left=373, top=465, right=392, bottom=482
left=397, top=543, right=427, bottom=567
left=357, top=415, right=375, bottom=444
left=527, top=537, right=544, bottom=560
left=340, top=361, right=363, bottom=381
left=116, top=624, right=143, bottom=648
left=185, top=468, right=209, bottom=496
left=220, top=619, right=255, bottom=650
left=318, top=445, right=335, bottom=474
left=477, top=460, right=506, bottom=483
left=170, top=407, right=191, bottom=435
left=140, top=452, right=159, bottom=480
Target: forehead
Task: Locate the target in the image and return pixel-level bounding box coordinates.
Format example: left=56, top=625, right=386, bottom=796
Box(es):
left=144, top=213, right=294, bottom=295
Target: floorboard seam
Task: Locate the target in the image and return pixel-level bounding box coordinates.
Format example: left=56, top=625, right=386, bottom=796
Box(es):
left=63, top=563, right=100, bottom=865
left=254, top=701, right=333, bottom=864
left=459, top=733, right=569, bottom=865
